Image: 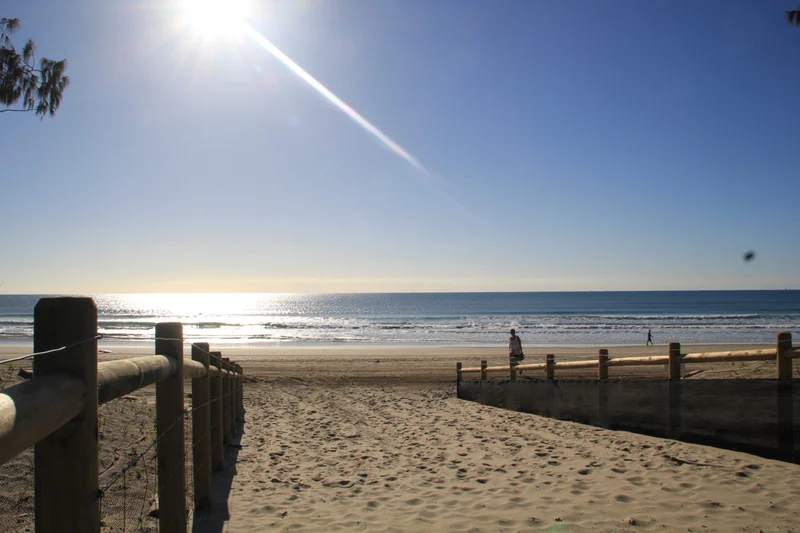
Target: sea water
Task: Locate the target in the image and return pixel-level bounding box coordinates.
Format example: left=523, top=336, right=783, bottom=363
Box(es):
left=0, top=291, right=798, bottom=346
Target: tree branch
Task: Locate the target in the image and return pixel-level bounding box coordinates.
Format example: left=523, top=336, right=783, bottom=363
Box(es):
left=0, top=107, right=33, bottom=113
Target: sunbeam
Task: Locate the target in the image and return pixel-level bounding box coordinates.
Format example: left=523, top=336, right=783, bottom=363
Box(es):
left=240, top=23, right=429, bottom=174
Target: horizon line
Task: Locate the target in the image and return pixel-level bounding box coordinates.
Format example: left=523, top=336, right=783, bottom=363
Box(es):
left=0, top=288, right=798, bottom=296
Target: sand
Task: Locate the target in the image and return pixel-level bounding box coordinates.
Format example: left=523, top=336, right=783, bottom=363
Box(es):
left=2, top=342, right=799, bottom=532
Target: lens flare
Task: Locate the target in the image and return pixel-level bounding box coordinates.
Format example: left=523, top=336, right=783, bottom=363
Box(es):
left=240, top=24, right=428, bottom=174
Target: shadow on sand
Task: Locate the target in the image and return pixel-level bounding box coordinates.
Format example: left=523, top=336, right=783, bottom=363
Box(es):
left=191, top=419, right=244, bottom=533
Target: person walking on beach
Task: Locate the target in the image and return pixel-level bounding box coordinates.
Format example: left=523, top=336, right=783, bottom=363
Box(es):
left=646, top=329, right=654, bottom=346
left=509, top=328, right=524, bottom=364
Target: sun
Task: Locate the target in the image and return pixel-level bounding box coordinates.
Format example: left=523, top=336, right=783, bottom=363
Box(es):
left=178, top=0, right=251, bottom=37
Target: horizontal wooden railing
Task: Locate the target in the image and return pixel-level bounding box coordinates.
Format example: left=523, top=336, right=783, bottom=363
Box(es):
left=0, top=374, right=87, bottom=464
left=0, top=297, right=246, bottom=533
left=0, top=355, right=240, bottom=465
left=96, top=355, right=228, bottom=405
left=457, top=332, right=796, bottom=382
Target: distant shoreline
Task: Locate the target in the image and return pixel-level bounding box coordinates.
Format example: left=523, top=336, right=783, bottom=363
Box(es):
left=2, top=292, right=796, bottom=345
left=0, top=341, right=773, bottom=358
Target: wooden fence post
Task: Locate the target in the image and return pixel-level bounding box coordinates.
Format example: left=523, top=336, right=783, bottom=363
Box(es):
left=231, top=362, right=240, bottom=433
left=777, top=332, right=794, bottom=456
left=191, top=342, right=212, bottom=509
left=669, top=342, right=682, bottom=381
left=777, top=332, right=792, bottom=380
left=210, top=352, right=224, bottom=470
left=237, top=363, right=244, bottom=423
left=546, top=354, right=555, bottom=381
left=667, top=343, right=682, bottom=438
left=510, top=359, right=518, bottom=380
left=33, top=297, right=99, bottom=533
left=225, top=358, right=235, bottom=438
left=598, top=349, right=608, bottom=380
left=598, top=349, right=609, bottom=428
left=222, top=359, right=231, bottom=446
left=480, top=360, right=487, bottom=382
left=155, top=322, right=185, bottom=533
left=455, top=362, right=462, bottom=398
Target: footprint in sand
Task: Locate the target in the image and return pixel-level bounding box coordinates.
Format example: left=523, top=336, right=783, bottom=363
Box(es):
left=745, top=484, right=764, bottom=494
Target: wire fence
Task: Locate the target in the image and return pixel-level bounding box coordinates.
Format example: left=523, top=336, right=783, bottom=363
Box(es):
left=0, top=297, right=245, bottom=533
left=0, top=334, right=230, bottom=368
left=0, top=380, right=164, bottom=533
left=88, top=371, right=228, bottom=532
left=0, top=338, right=240, bottom=533
left=0, top=335, right=103, bottom=366
left=0, top=358, right=35, bottom=533
left=94, top=385, right=160, bottom=532
left=0, top=448, right=33, bottom=533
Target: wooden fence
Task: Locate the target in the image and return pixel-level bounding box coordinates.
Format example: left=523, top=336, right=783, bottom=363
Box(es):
left=457, top=332, right=798, bottom=382
left=0, top=297, right=245, bottom=533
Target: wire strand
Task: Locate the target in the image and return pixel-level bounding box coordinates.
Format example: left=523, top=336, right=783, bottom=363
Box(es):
left=100, top=335, right=228, bottom=364
left=0, top=334, right=102, bottom=366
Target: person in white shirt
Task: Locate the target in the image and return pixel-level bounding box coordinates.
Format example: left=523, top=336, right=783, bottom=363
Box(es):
left=508, top=328, right=524, bottom=363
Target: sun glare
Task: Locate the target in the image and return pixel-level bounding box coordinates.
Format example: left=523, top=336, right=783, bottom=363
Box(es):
left=179, top=0, right=251, bottom=36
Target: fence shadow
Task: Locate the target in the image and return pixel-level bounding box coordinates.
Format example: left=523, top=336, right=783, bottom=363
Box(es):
left=191, top=419, right=244, bottom=533
left=458, top=379, right=799, bottom=464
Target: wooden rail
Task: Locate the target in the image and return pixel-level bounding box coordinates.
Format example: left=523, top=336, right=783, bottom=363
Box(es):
left=0, top=375, right=87, bottom=465
left=0, top=297, right=246, bottom=533
left=458, top=332, right=796, bottom=382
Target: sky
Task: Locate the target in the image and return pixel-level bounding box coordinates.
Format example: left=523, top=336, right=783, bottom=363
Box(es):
left=1, top=0, right=799, bottom=294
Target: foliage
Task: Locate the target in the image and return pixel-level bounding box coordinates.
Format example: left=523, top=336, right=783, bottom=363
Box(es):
left=0, top=17, right=69, bottom=117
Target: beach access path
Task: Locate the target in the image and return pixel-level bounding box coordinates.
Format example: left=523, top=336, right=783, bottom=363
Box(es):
left=190, top=345, right=800, bottom=533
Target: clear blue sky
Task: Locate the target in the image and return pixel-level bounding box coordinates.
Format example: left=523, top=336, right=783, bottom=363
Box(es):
left=1, top=0, right=799, bottom=293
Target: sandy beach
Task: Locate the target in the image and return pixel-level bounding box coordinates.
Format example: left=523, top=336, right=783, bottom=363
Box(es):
left=2, top=343, right=799, bottom=532
left=188, top=344, right=798, bottom=532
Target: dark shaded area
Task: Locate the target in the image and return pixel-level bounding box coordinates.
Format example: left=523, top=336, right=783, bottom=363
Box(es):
left=458, top=378, right=799, bottom=464
left=191, top=419, right=243, bottom=533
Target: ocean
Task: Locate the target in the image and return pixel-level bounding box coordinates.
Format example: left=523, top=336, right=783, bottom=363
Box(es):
left=1, top=291, right=798, bottom=347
